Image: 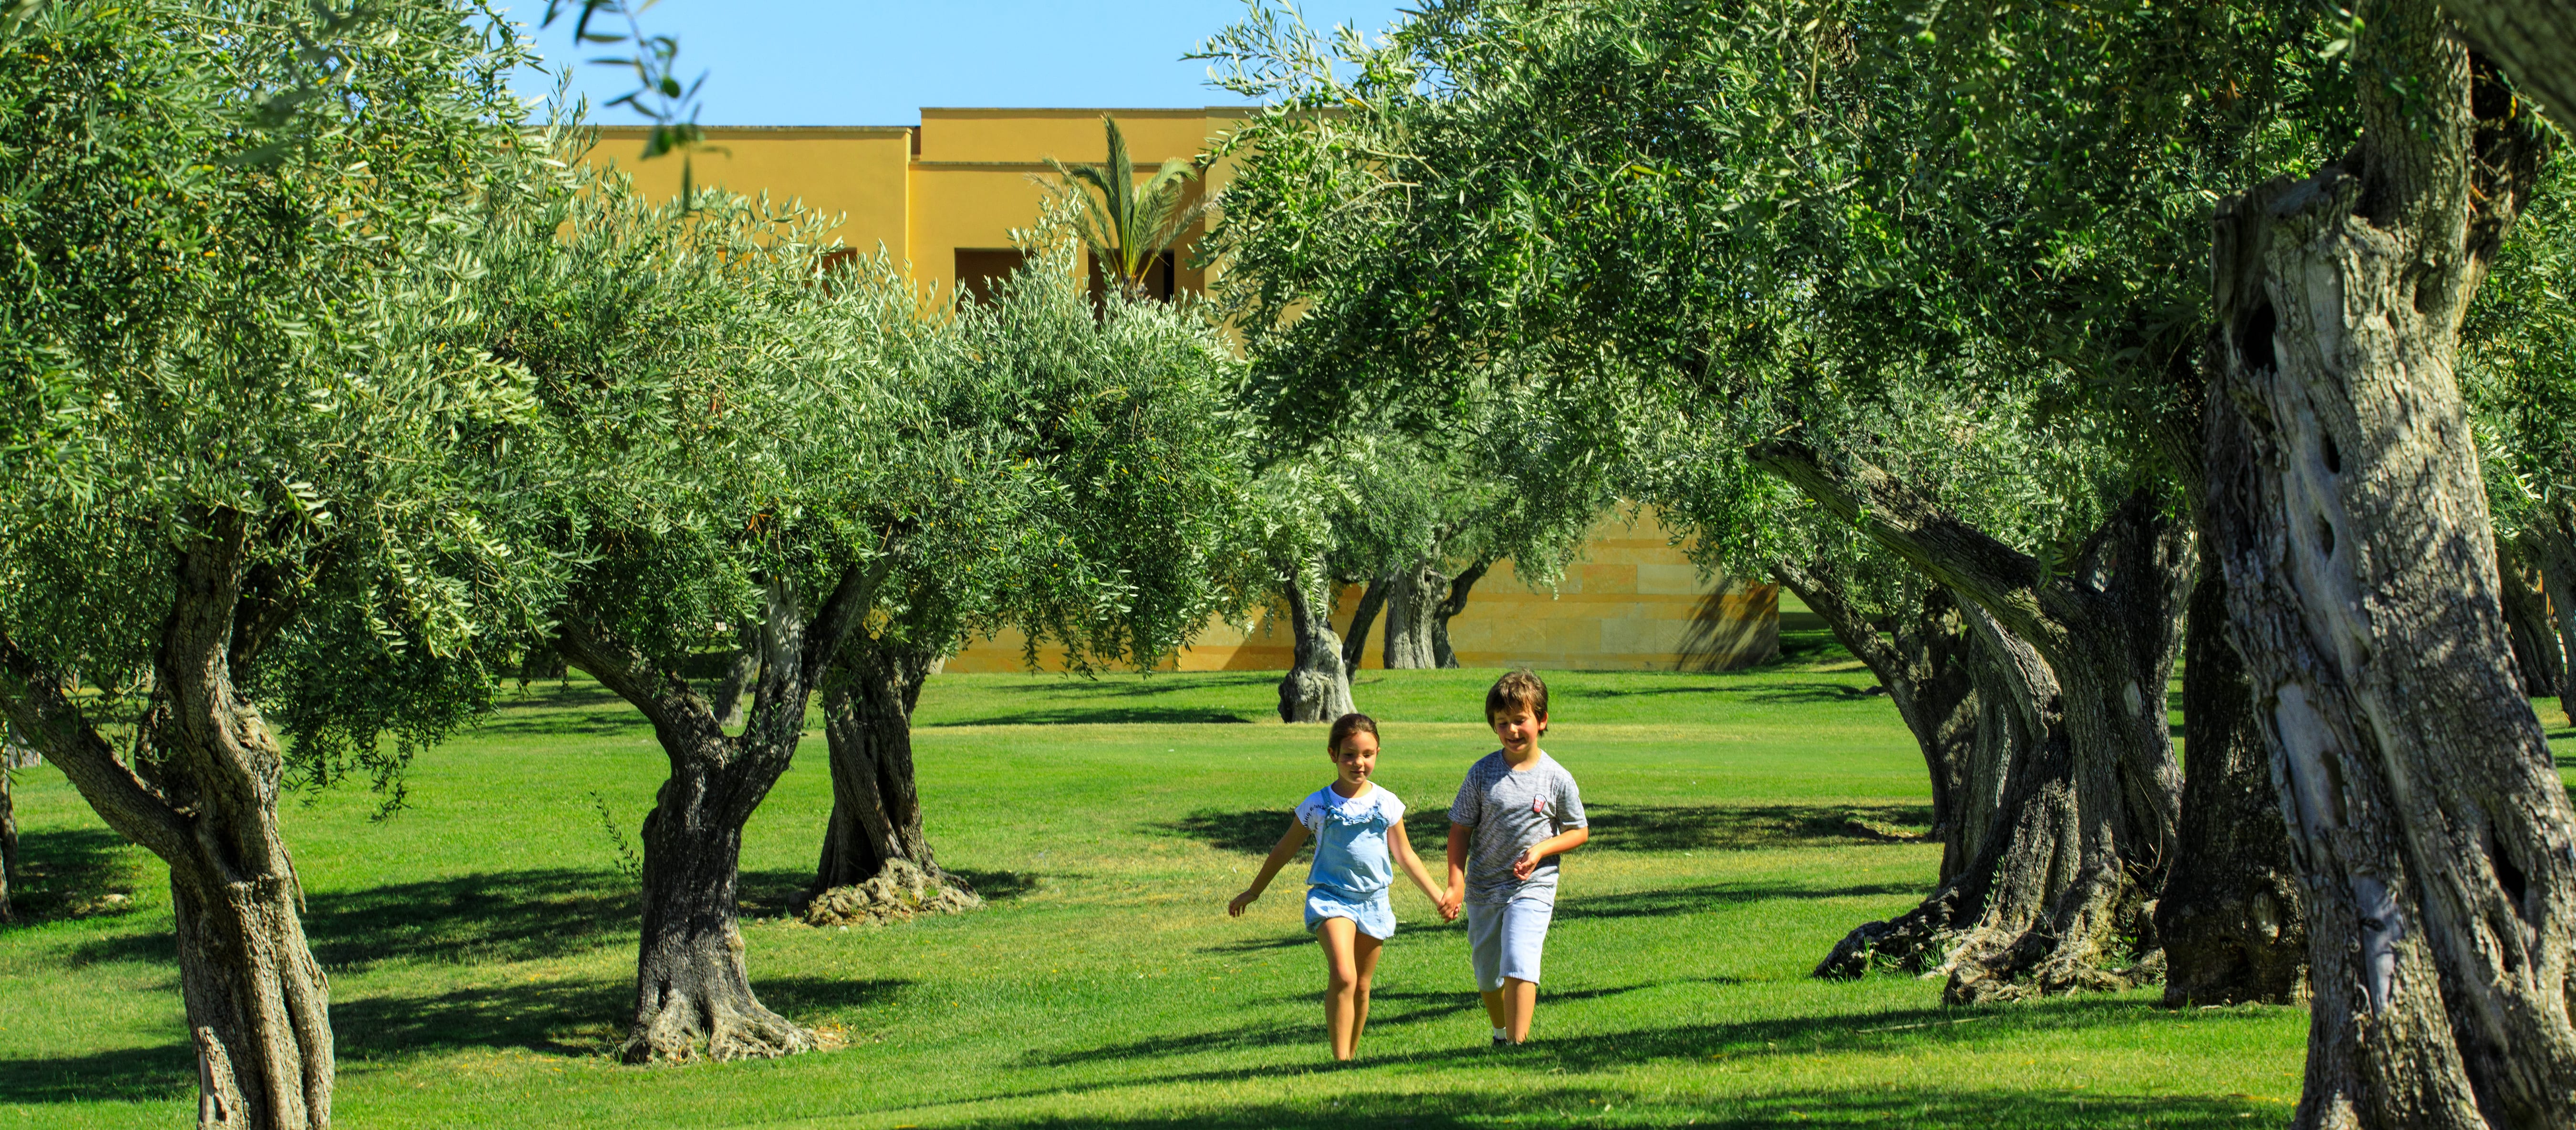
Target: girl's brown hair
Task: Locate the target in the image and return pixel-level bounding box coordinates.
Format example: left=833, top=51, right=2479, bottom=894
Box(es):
left=1327, top=712, right=1380, bottom=754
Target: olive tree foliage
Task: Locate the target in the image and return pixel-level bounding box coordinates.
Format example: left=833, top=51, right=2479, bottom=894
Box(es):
left=1323, top=425, right=1608, bottom=671
left=0, top=1, right=552, bottom=1125
left=806, top=229, right=1267, bottom=904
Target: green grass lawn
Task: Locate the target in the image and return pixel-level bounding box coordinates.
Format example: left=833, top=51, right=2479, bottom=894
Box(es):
left=9, top=650, right=2562, bottom=1128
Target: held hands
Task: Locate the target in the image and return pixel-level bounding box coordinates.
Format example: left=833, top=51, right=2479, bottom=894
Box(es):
left=1227, top=889, right=1259, bottom=917
left=1436, top=889, right=1462, bottom=921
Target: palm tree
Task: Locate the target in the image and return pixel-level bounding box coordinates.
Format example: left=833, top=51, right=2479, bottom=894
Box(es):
left=1040, top=116, right=1209, bottom=300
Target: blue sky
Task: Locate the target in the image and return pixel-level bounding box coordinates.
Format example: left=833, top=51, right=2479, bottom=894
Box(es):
left=499, top=1, right=1418, bottom=127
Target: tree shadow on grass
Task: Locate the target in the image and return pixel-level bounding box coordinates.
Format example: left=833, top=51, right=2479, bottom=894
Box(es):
left=1583, top=803, right=1933, bottom=852
left=331, top=975, right=908, bottom=1061
left=915, top=672, right=1273, bottom=727
left=304, top=869, right=636, bottom=971
left=0, top=1042, right=195, bottom=1107
left=1154, top=809, right=1298, bottom=855
left=962, top=995, right=2290, bottom=1115
left=928, top=706, right=1259, bottom=727
left=1565, top=880, right=1924, bottom=921
left=5, top=825, right=151, bottom=922
left=966, top=1087, right=2267, bottom=1129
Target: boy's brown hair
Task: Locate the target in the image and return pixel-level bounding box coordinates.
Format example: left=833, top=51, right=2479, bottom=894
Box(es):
left=1485, top=669, right=1549, bottom=729
left=1328, top=712, right=1380, bottom=754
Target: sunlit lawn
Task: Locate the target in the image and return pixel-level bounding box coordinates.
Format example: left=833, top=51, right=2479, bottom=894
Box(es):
left=11, top=641, right=2559, bottom=1127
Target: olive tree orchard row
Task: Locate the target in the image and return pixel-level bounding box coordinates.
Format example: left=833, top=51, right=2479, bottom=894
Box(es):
left=1199, top=1, right=2576, bottom=1127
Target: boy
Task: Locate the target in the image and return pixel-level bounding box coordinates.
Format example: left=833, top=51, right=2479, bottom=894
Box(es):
left=1442, top=669, right=1588, bottom=1046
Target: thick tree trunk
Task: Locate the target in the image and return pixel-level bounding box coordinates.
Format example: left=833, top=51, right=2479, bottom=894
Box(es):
left=0, top=744, right=14, bottom=925
left=2205, top=11, right=2576, bottom=1123
left=1773, top=561, right=1979, bottom=882
left=2441, top=0, right=2576, bottom=121
left=1758, top=449, right=2189, bottom=1001
left=1340, top=574, right=1393, bottom=673
left=1813, top=607, right=2056, bottom=983
left=1381, top=563, right=1443, bottom=670
left=0, top=510, right=331, bottom=1129
left=712, top=624, right=761, bottom=732
left=2158, top=562, right=2309, bottom=1005
left=2526, top=514, right=2576, bottom=726
left=1431, top=558, right=1487, bottom=669
left=811, top=643, right=941, bottom=892
left=1277, top=559, right=1356, bottom=722
left=2498, top=537, right=2566, bottom=701
left=562, top=563, right=879, bottom=1065
left=623, top=748, right=809, bottom=1062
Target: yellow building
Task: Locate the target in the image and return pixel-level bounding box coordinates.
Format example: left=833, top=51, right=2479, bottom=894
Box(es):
left=591, top=110, right=1776, bottom=672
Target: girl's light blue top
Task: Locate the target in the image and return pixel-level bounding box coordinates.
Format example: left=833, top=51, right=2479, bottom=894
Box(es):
left=1295, top=784, right=1406, bottom=899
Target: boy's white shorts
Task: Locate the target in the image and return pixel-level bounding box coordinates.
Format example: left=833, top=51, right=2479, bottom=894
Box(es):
left=1466, top=893, right=1557, bottom=991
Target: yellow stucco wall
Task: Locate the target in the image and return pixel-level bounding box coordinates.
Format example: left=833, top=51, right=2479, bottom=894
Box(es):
left=592, top=126, right=914, bottom=261
left=583, top=112, right=1776, bottom=674
left=945, top=508, right=1778, bottom=674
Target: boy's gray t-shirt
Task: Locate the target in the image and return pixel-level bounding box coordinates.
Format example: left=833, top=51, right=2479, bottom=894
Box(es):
left=1448, top=750, right=1587, bottom=906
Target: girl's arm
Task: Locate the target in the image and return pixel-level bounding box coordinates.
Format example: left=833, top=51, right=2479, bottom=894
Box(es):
left=1510, top=826, right=1591, bottom=879
left=1386, top=820, right=1455, bottom=921
left=1228, top=818, right=1312, bottom=916
left=1443, top=823, right=1470, bottom=917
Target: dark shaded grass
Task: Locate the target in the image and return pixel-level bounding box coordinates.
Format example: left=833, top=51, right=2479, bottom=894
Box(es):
left=3, top=826, right=150, bottom=923
left=985, top=1088, right=2267, bottom=1129
left=921, top=997, right=2295, bottom=1119
left=1154, top=804, right=1934, bottom=859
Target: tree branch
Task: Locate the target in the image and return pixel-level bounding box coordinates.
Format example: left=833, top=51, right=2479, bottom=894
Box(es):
left=1748, top=440, right=2064, bottom=653
left=0, top=636, right=192, bottom=862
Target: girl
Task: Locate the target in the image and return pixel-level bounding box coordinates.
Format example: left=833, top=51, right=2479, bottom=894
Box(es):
left=1228, top=712, right=1454, bottom=1061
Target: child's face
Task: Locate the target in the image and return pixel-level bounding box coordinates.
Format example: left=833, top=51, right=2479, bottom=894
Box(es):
left=1489, top=704, right=1544, bottom=754
left=1330, top=731, right=1380, bottom=788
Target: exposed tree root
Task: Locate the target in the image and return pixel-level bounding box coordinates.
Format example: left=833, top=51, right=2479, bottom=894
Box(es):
left=800, top=859, right=982, bottom=927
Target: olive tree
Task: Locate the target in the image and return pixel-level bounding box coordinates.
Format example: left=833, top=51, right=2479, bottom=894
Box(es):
left=803, top=240, right=1263, bottom=904
left=470, top=158, right=868, bottom=1062
left=0, top=1, right=549, bottom=1124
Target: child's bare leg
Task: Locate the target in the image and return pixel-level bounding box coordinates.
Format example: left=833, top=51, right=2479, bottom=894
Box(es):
left=1479, top=987, right=1509, bottom=1030
left=1500, top=976, right=1538, bottom=1042
left=1351, top=932, right=1383, bottom=1049
left=1318, top=917, right=1363, bottom=1060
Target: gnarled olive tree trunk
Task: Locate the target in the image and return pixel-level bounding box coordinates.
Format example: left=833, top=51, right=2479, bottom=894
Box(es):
left=0, top=735, right=15, bottom=925
left=811, top=642, right=942, bottom=892
left=1339, top=573, right=1393, bottom=674
left=1772, top=560, right=1979, bottom=883
left=2524, top=513, right=2576, bottom=726
left=1812, top=605, right=2050, bottom=981
left=2203, top=10, right=2576, bottom=1122
left=2157, top=561, right=2309, bottom=1005
left=1431, top=558, right=1488, bottom=669
left=1381, top=563, right=1443, bottom=670
left=0, top=510, right=331, bottom=1130
left=1760, top=448, right=2189, bottom=1001
left=1276, top=558, right=1356, bottom=722
left=561, top=565, right=878, bottom=1064
left=2498, top=536, right=2566, bottom=701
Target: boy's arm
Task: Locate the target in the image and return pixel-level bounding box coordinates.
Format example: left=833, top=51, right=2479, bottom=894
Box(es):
left=1510, top=826, right=1590, bottom=879
left=1228, top=820, right=1311, bottom=916
left=1387, top=820, right=1455, bottom=920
